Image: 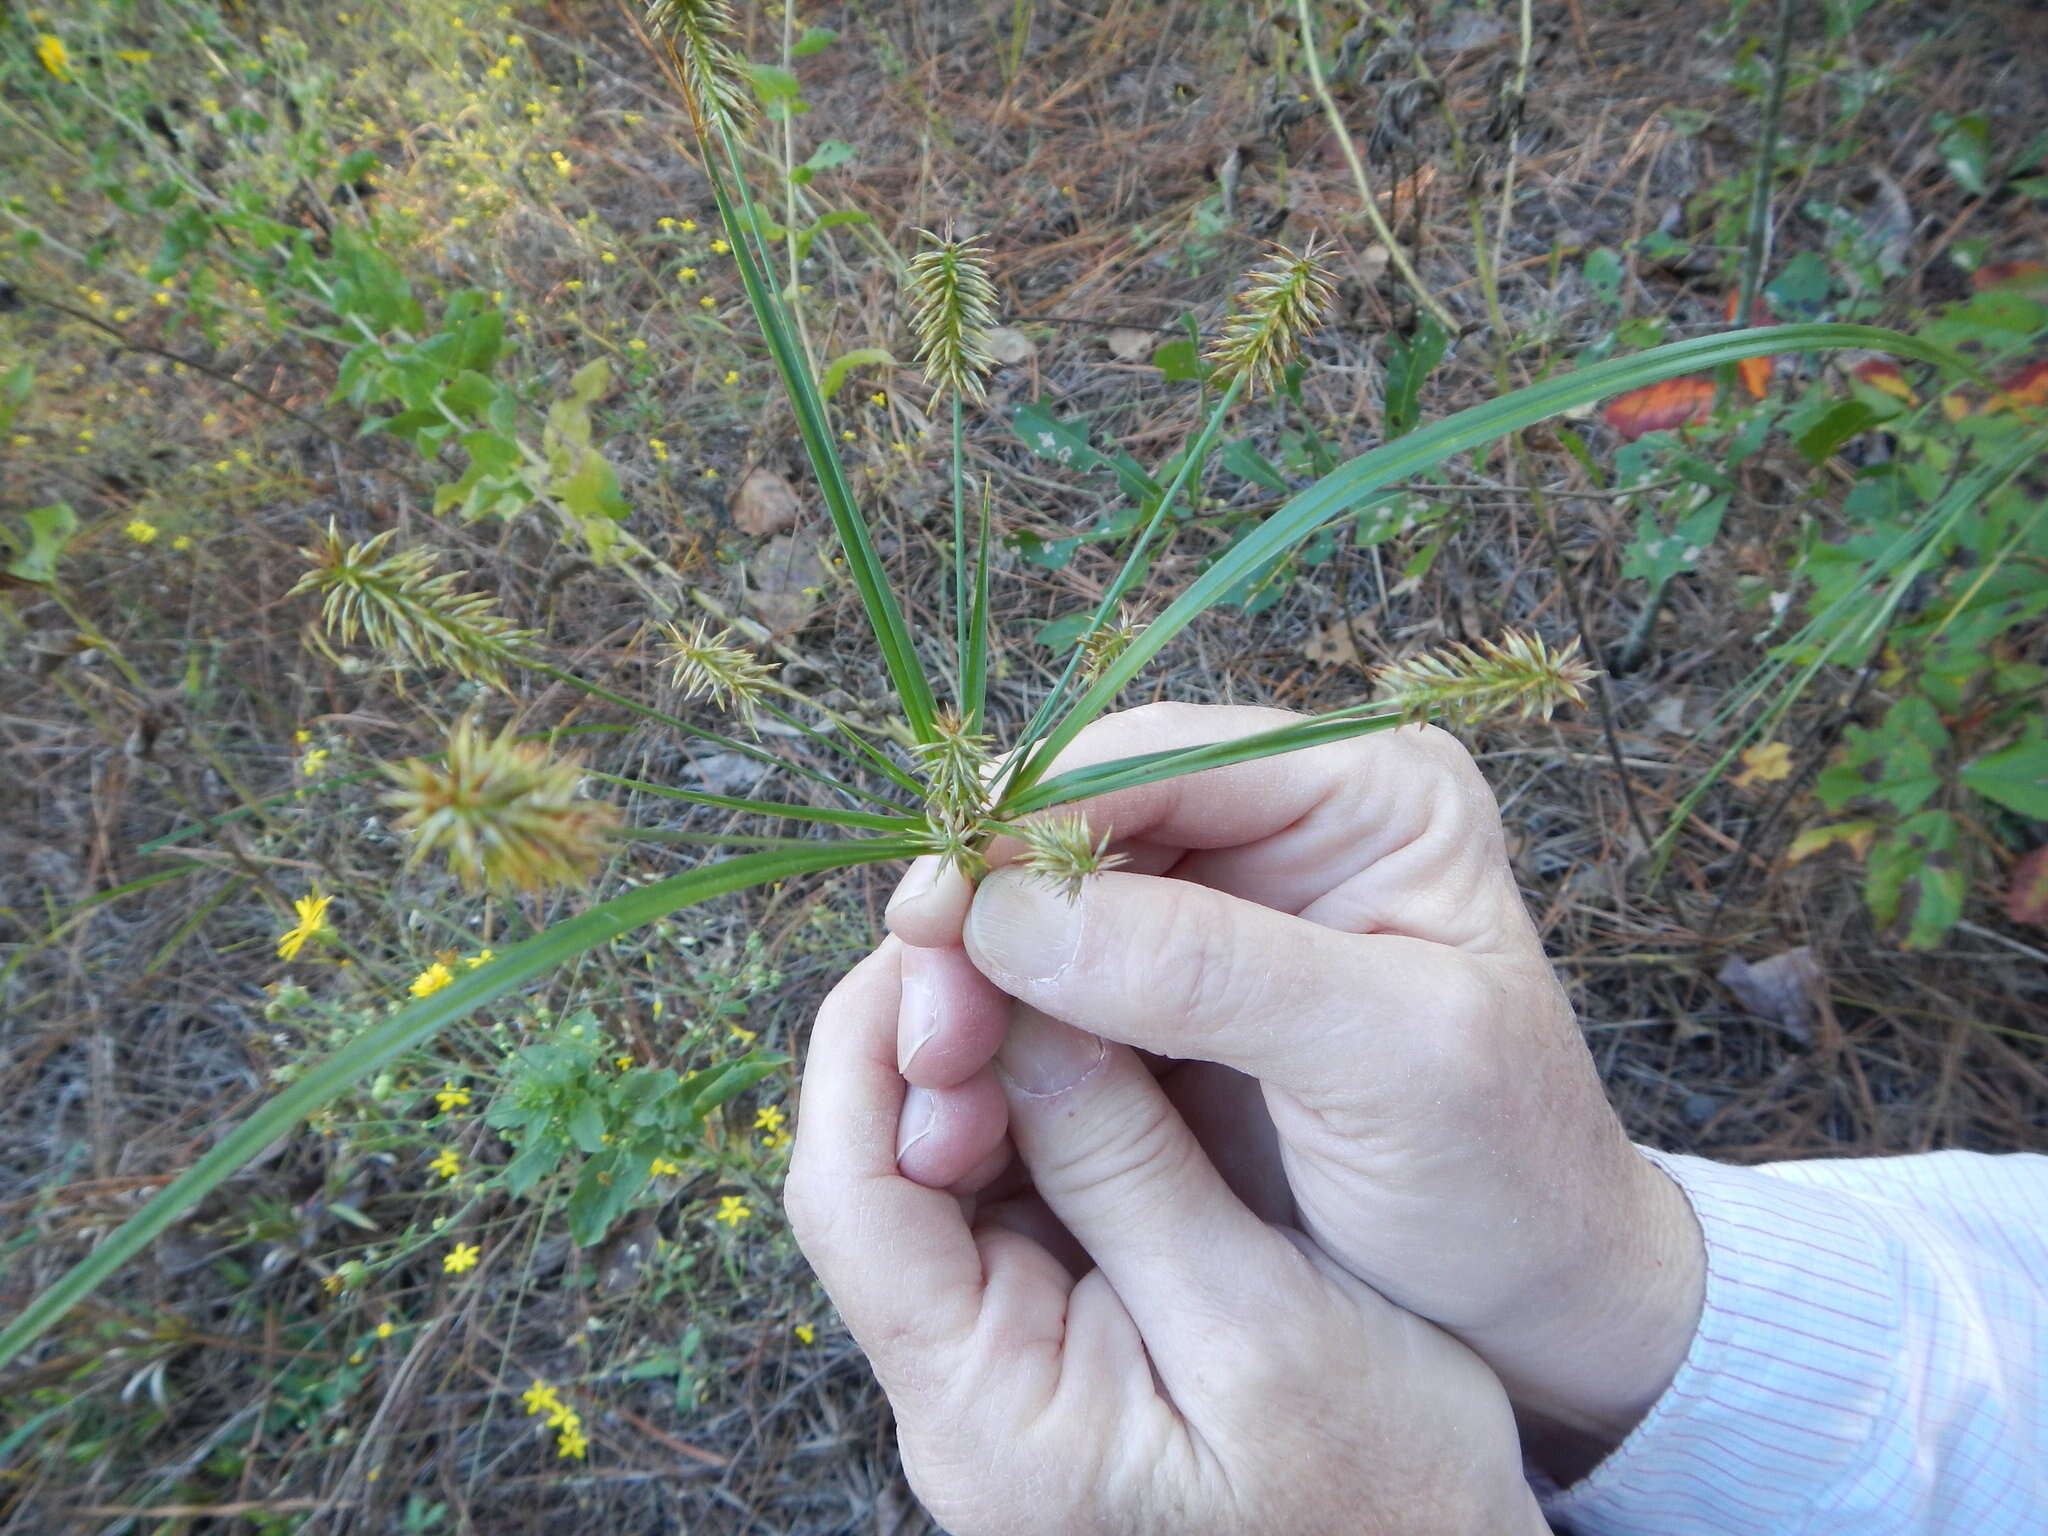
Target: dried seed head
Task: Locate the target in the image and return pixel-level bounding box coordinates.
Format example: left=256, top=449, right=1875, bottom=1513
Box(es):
left=290, top=522, right=533, bottom=687
left=1077, top=605, right=1145, bottom=684
left=659, top=619, right=779, bottom=723
left=1011, top=812, right=1127, bottom=904
left=1375, top=630, right=1599, bottom=726
left=385, top=718, right=620, bottom=893
left=1203, top=237, right=1338, bottom=397
left=905, top=231, right=1000, bottom=402
left=645, top=0, right=754, bottom=135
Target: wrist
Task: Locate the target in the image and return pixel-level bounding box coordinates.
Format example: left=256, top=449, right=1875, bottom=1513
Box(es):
left=1477, top=1147, right=1707, bottom=1482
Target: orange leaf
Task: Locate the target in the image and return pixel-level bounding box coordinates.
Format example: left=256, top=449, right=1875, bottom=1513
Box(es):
left=1722, top=290, right=1776, bottom=398
left=1601, top=375, right=1716, bottom=441
left=2006, top=846, right=2048, bottom=929
left=1972, top=261, right=2048, bottom=296
left=1987, top=358, right=2048, bottom=414
left=1852, top=356, right=1918, bottom=405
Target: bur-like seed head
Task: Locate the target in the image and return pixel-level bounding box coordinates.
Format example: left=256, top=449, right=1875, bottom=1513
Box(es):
left=658, top=620, right=778, bottom=723
left=1375, top=630, right=1599, bottom=726
left=905, top=231, right=1000, bottom=402
left=914, top=710, right=995, bottom=829
left=1078, top=605, right=1145, bottom=684
left=1011, top=812, right=1128, bottom=904
left=1203, top=237, right=1338, bottom=397
left=290, top=522, right=533, bottom=687
left=385, top=718, right=620, bottom=893
left=645, top=0, right=754, bottom=134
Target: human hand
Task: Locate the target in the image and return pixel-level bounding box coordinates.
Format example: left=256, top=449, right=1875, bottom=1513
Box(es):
left=785, top=940, right=1549, bottom=1536
left=884, top=704, right=1706, bottom=1474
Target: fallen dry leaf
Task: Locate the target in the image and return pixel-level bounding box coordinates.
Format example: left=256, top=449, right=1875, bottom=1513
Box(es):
left=742, top=531, right=826, bottom=633
left=731, top=466, right=801, bottom=537
left=1716, top=946, right=1826, bottom=1044
left=1106, top=326, right=1158, bottom=362
left=1301, top=618, right=1364, bottom=670
left=985, top=325, right=1036, bottom=365
left=1732, top=739, right=1795, bottom=788
left=1601, top=375, right=1716, bottom=440
left=2007, top=846, right=2048, bottom=929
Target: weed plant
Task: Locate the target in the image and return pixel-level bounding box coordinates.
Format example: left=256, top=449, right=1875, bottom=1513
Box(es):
left=0, top=0, right=1990, bottom=1375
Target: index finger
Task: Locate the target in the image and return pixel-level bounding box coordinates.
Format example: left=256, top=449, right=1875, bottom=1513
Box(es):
left=890, top=700, right=1520, bottom=951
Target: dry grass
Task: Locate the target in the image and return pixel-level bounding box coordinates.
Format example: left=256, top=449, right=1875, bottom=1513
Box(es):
left=3, top=0, right=2045, bottom=1529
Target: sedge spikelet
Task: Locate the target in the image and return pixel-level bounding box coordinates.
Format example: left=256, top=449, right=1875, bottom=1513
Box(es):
left=914, top=709, right=994, bottom=819
left=905, top=231, right=1000, bottom=402
left=385, top=719, right=620, bottom=893
left=290, top=523, right=532, bottom=687
left=644, top=0, right=754, bottom=135
left=1077, top=605, right=1145, bottom=684
left=1375, top=630, right=1599, bottom=726
left=1203, top=237, right=1338, bottom=397
left=658, top=620, right=778, bottom=723
left=1011, top=812, right=1127, bottom=904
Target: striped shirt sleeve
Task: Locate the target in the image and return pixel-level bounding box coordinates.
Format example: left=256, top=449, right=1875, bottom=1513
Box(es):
left=1542, top=1148, right=2048, bottom=1534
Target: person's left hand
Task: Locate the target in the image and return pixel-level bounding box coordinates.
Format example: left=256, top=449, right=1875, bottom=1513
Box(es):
left=785, top=940, right=1548, bottom=1536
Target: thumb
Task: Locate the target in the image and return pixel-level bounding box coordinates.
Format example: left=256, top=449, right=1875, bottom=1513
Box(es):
left=964, top=867, right=1472, bottom=1096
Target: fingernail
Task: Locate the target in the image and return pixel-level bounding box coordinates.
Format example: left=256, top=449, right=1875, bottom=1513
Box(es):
left=897, top=959, right=940, bottom=1074
left=964, top=869, right=1083, bottom=986
left=997, top=1009, right=1106, bottom=1098
left=896, top=1086, right=937, bottom=1163
left=886, top=856, right=940, bottom=920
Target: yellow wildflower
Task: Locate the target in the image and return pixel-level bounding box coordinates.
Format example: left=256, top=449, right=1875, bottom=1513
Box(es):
left=710, top=239, right=729, bottom=254
left=794, top=1323, right=815, bottom=1345
left=434, top=1082, right=472, bottom=1113
left=443, top=1242, right=481, bottom=1274
left=869, top=391, right=887, bottom=407
left=677, top=266, right=699, bottom=281
left=615, top=1053, right=634, bottom=1069
left=276, top=891, right=335, bottom=960
left=464, top=949, right=494, bottom=969
left=429, top=1148, right=461, bottom=1180
left=727, top=1024, right=757, bottom=1046
left=698, top=295, right=716, bottom=310
left=376, top=1321, right=396, bottom=1339
left=753, top=1104, right=786, bottom=1133
left=556, top=1422, right=589, bottom=1459
left=650, top=1155, right=682, bottom=1177
left=125, top=519, right=159, bottom=545
left=714, top=1194, right=751, bottom=1228
left=37, top=35, right=74, bottom=81
left=680, top=219, right=698, bottom=232
left=521, top=1379, right=562, bottom=1417
left=300, top=747, right=330, bottom=778
left=410, top=961, right=455, bottom=998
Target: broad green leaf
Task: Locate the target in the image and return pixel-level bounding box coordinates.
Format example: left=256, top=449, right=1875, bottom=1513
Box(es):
left=0, top=361, right=31, bottom=435
left=1384, top=316, right=1449, bottom=439
left=1865, top=810, right=1966, bottom=949
left=792, top=25, right=839, bottom=55
left=794, top=209, right=871, bottom=262
left=3, top=503, right=77, bottom=586
left=1961, top=719, right=2048, bottom=819
left=1009, top=402, right=1163, bottom=501
left=1818, top=696, right=1951, bottom=815
left=1152, top=338, right=1205, bottom=382
left=745, top=63, right=807, bottom=115
left=0, top=837, right=917, bottom=1368
left=819, top=347, right=899, bottom=400
left=1220, top=438, right=1290, bottom=492
left=1796, top=399, right=1882, bottom=463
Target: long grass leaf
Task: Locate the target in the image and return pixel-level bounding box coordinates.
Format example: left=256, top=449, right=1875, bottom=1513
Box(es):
left=705, top=124, right=938, bottom=741
left=1005, top=707, right=1411, bottom=814
left=589, top=772, right=918, bottom=831
left=0, top=837, right=916, bottom=1369
left=1008, top=323, right=1966, bottom=796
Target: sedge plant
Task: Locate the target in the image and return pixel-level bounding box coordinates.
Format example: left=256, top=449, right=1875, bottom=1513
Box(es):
left=0, top=0, right=1983, bottom=1368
